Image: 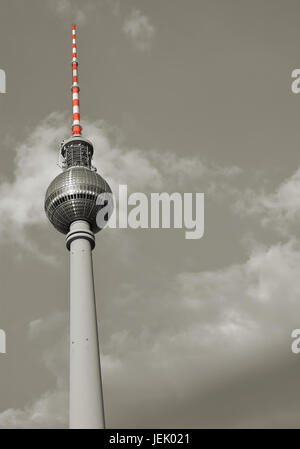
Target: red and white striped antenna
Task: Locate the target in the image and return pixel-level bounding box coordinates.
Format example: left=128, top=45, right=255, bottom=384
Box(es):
left=72, top=24, right=82, bottom=136
left=59, top=25, right=95, bottom=171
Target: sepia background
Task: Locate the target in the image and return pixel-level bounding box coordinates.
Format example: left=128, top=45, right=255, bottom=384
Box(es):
left=1, top=0, right=300, bottom=428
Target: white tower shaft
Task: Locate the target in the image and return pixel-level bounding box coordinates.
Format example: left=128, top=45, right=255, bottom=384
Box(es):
left=67, top=220, right=105, bottom=429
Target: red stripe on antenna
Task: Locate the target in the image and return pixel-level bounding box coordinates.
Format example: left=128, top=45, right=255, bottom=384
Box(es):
left=71, top=25, right=81, bottom=136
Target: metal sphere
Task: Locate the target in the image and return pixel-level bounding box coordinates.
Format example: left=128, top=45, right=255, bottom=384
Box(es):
left=44, top=167, right=112, bottom=234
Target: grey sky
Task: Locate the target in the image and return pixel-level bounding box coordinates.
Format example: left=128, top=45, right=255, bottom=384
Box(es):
left=1, top=0, right=300, bottom=428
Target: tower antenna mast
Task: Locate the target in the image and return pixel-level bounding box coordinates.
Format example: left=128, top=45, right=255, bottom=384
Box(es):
left=71, top=24, right=82, bottom=136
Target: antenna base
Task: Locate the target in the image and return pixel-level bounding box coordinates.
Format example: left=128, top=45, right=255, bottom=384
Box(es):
left=61, top=136, right=94, bottom=169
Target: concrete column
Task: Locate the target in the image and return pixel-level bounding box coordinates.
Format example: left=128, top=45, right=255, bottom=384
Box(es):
left=66, top=220, right=105, bottom=429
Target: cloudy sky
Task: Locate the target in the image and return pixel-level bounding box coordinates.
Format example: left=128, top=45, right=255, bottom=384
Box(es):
left=1, top=0, right=300, bottom=428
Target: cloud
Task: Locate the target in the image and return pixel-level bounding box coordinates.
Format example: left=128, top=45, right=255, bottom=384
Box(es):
left=234, top=166, right=300, bottom=236
left=28, top=311, right=66, bottom=341
left=0, top=311, right=124, bottom=429
left=105, top=239, right=300, bottom=362
left=2, top=223, right=300, bottom=427
left=83, top=120, right=241, bottom=195
left=0, top=390, right=67, bottom=429
left=0, top=113, right=67, bottom=263
left=49, top=0, right=88, bottom=26
left=98, top=237, right=300, bottom=427
left=123, top=9, right=155, bottom=51
left=0, top=311, right=68, bottom=429
left=0, top=113, right=239, bottom=262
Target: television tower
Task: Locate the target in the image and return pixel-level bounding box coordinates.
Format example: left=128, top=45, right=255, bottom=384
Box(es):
left=44, top=25, right=112, bottom=429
